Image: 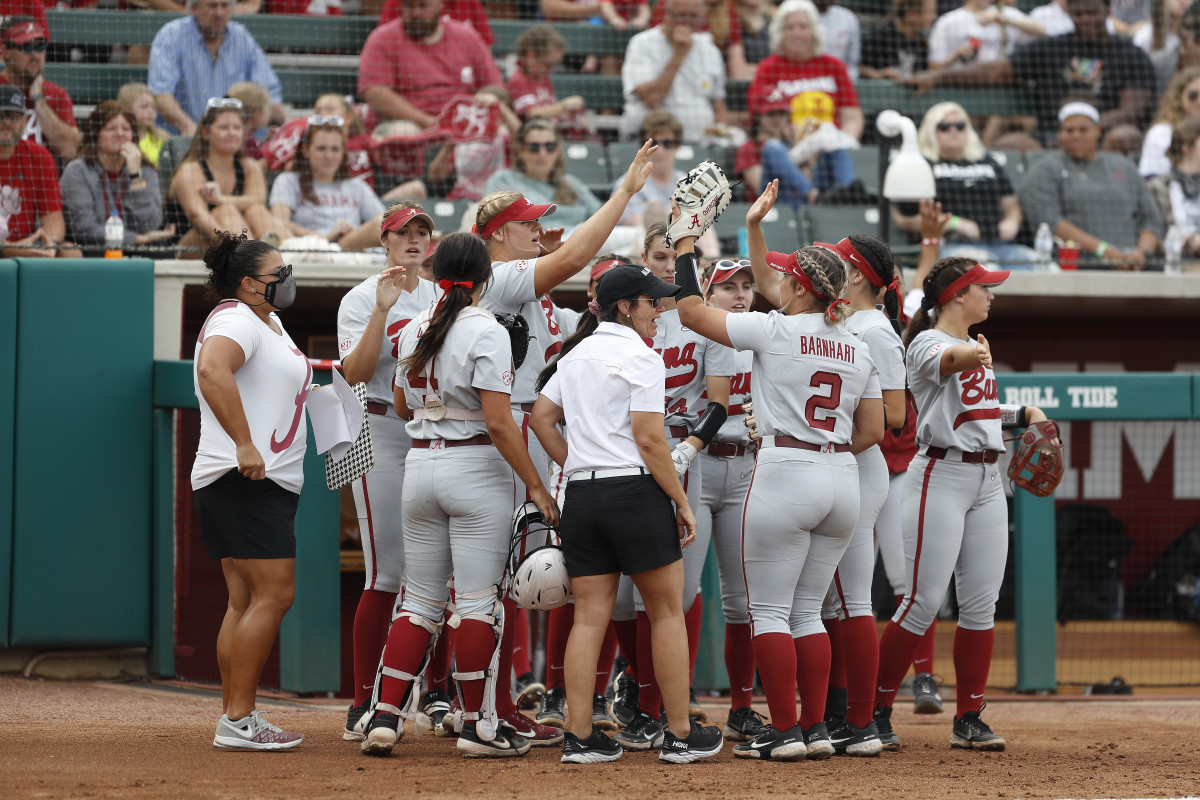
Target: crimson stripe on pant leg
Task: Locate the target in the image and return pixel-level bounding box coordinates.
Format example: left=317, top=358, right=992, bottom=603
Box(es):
left=361, top=474, right=379, bottom=589
left=896, top=458, right=939, bottom=627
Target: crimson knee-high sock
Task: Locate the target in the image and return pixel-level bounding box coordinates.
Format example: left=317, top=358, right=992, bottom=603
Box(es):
left=840, top=616, right=880, bottom=728
left=794, top=632, right=831, bottom=729
left=875, top=621, right=925, bottom=708
left=725, top=623, right=755, bottom=710
left=494, top=597, right=519, bottom=716
left=614, top=619, right=638, bottom=680
left=953, top=626, right=994, bottom=715
left=823, top=617, right=846, bottom=690
left=512, top=606, right=533, bottom=677
left=635, top=611, right=661, bottom=716
left=753, top=632, right=798, bottom=730
left=913, top=617, right=937, bottom=675
left=595, top=622, right=619, bottom=694
left=352, top=589, right=397, bottom=706
left=378, top=614, right=433, bottom=710
left=426, top=610, right=454, bottom=692
left=545, top=603, right=575, bottom=690
left=684, top=594, right=704, bottom=681
left=455, top=619, right=500, bottom=713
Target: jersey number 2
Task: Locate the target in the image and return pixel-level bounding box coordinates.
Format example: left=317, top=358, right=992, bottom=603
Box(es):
left=804, top=371, right=843, bottom=432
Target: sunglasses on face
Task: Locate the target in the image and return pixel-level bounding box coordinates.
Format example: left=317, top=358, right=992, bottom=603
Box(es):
left=206, top=96, right=245, bottom=112
left=307, top=114, right=345, bottom=127
left=524, top=141, right=558, bottom=153
left=1187, top=91, right=1200, bottom=103
left=936, top=121, right=967, bottom=132
left=7, top=40, right=45, bottom=53
left=255, top=264, right=293, bottom=280
left=649, top=137, right=681, bottom=149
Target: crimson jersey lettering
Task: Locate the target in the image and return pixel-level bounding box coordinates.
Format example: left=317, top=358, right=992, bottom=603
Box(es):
left=270, top=347, right=312, bottom=453
left=953, top=368, right=1000, bottom=430
left=804, top=370, right=843, bottom=431
left=728, top=370, right=751, bottom=414
left=659, top=342, right=699, bottom=389
left=386, top=318, right=415, bottom=358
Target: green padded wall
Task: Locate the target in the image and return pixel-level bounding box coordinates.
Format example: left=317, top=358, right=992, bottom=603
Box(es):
left=9, top=258, right=155, bottom=647
left=0, top=260, right=16, bottom=647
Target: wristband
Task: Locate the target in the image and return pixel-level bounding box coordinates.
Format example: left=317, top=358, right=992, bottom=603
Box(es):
left=921, top=237, right=940, bottom=246
left=1094, top=241, right=1108, bottom=258
left=674, top=251, right=703, bottom=301
left=999, top=404, right=1029, bottom=429
left=948, top=215, right=960, bottom=233
left=30, top=94, right=44, bottom=104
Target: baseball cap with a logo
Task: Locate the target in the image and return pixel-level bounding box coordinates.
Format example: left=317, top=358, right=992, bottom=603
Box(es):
left=0, top=85, right=25, bottom=114
left=2, top=16, right=48, bottom=45
left=596, top=264, right=681, bottom=307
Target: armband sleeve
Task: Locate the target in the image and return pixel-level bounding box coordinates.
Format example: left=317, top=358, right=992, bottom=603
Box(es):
left=1000, top=404, right=1029, bottom=429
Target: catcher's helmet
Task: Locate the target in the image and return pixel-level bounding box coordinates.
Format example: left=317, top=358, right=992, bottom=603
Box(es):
left=508, top=501, right=572, bottom=611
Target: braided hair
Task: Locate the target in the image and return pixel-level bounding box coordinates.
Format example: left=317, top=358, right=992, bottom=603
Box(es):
left=846, top=233, right=903, bottom=337
left=902, top=257, right=976, bottom=349
left=793, top=246, right=849, bottom=324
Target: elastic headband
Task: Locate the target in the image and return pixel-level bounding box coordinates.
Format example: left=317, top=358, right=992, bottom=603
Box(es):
left=1058, top=102, right=1100, bottom=124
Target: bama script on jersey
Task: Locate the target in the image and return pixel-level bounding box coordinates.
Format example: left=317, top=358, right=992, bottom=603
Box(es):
left=794, top=333, right=857, bottom=364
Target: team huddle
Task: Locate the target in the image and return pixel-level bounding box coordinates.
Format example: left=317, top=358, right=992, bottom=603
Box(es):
left=193, top=141, right=1064, bottom=763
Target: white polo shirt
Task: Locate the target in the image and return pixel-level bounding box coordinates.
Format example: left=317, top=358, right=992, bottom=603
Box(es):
left=539, top=321, right=665, bottom=477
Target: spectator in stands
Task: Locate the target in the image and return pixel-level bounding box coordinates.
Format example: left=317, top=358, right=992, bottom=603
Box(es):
left=61, top=103, right=176, bottom=257
left=1141, top=66, right=1200, bottom=176
left=1148, top=117, right=1200, bottom=256
left=735, top=0, right=777, bottom=70
left=426, top=86, right=522, bottom=201
left=814, top=0, right=859, bottom=81
left=149, top=0, right=283, bottom=137
left=262, top=0, right=343, bottom=13
left=506, top=26, right=592, bottom=141
left=0, top=16, right=81, bottom=160
left=618, top=110, right=686, bottom=227
left=1019, top=100, right=1164, bottom=269
left=167, top=97, right=279, bottom=255
left=927, top=0, right=1045, bottom=71
left=861, top=0, right=932, bottom=81
left=1133, top=0, right=1186, bottom=54
left=891, top=102, right=1037, bottom=268
left=650, top=0, right=752, bottom=79
left=736, top=94, right=792, bottom=199
left=312, top=93, right=376, bottom=183
left=1028, top=0, right=1083, bottom=36
left=620, top=0, right=729, bottom=142
left=906, top=0, right=1156, bottom=148
left=226, top=82, right=270, bottom=162
left=1153, top=0, right=1200, bottom=96
left=118, top=83, right=172, bottom=169
left=0, top=86, right=80, bottom=259
left=747, top=0, right=862, bottom=204
left=358, top=0, right=502, bottom=131
left=380, top=0, right=496, bottom=44
left=0, top=0, right=46, bottom=28
left=268, top=115, right=385, bottom=250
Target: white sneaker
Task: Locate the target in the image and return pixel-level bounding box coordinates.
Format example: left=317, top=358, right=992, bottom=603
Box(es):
left=214, top=710, right=303, bottom=750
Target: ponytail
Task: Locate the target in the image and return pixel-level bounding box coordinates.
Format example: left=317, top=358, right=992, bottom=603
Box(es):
left=846, top=233, right=903, bottom=338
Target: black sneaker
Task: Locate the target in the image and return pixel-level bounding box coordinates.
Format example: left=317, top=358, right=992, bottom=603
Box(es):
left=659, top=719, right=724, bottom=763
left=829, top=720, right=884, bottom=757
left=824, top=686, right=848, bottom=727
left=343, top=701, right=369, bottom=742
left=592, top=692, right=619, bottom=731
left=614, top=709, right=665, bottom=751
left=457, top=723, right=531, bottom=758
left=515, top=671, right=545, bottom=710
left=606, top=656, right=629, bottom=701
left=912, top=672, right=945, bottom=714
left=688, top=688, right=708, bottom=722
left=561, top=728, right=624, bottom=764
left=732, top=723, right=806, bottom=761
left=418, top=689, right=451, bottom=732
left=610, top=670, right=639, bottom=727
left=360, top=711, right=400, bottom=756
left=873, top=706, right=901, bottom=751
left=951, top=705, right=1006, bottom=751
left=723, top=706, right=768, bottom=741
left=802, top=722, right=834, bottom=760
left=536, top=686, right=566, bottom=728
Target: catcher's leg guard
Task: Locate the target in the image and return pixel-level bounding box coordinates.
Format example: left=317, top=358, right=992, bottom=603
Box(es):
left=365, top=592, right=446, bottom=736
left=448, top=584, right=505, bottom=742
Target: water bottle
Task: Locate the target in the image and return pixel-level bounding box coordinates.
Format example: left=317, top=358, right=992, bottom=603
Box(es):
left=1033, top=222, right=1053, bottom=271
left=1163, top=224, right=1183, bottom=275
left=104, top=209, right=124, bottom=259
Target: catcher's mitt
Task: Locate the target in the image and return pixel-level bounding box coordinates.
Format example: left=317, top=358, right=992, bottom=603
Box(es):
left=665, top=160, right=733, bottom=248
left=1007, top=420, right=1064, bottom=497
left=494, top=312, right=531, bottom=370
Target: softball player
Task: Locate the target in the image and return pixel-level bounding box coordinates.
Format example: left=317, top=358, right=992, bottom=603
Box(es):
left=872, top=256, right=1051, bottom=753
left=474, top=141, right=656, bottom=739
left=360, top=232, right=559, bottom=760
left=605, top=223, right=735, bottom=751
left=695, top=260, right=765, bottom=742
left=812, top=235, right=906, bottom=757
left=336, top=202, right=449, bottom=740
left=676, top=180, right=886, bottom=762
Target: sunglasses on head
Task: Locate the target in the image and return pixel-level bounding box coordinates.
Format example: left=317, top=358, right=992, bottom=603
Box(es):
left=649, top=137, right=681, bottom=149
left=206, top=96, right=245, bottom=112
left=255, top=264, right=293, bottom=280
left=7, top=40, right=44, bottom=53
left=307, top=114, right=345, bottom=127
left=936, top=121, right=967, bottom=132
left=714, top=259, right=752, bottom=270
left=525, top=141, right=558, bottom=153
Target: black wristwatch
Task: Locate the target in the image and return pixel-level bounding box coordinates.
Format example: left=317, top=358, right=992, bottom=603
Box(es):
left=129, top=169, right=143, bottom=180
left=30, top=94, right=44, bottom=104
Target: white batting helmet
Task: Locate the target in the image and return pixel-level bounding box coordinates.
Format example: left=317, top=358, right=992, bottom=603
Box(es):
left=507, top=502, right=572, bottom=611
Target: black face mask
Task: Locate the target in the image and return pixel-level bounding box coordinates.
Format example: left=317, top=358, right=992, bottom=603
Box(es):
left=251, top=274, right=297, bottom=310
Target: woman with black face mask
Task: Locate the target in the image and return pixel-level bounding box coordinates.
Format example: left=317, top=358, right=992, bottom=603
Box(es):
left=192, top=229, right=308, bottom=752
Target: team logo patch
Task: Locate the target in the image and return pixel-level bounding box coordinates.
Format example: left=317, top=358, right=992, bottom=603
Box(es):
left=515, top=260, right=530, bottom=272
left=928, top=343, right=944, bottom=359
left=339, top=337, right=354, bottom=353
left=502, top=370, right=513, bottom=386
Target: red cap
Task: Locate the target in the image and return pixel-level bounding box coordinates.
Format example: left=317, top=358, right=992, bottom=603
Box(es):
left=704, top=258, right=752, bottom=293
left=590, top=256, right=629, bottom=283
left=381, top=207, right=435, bottom=235
left=766, top=250, right=826, bottom=300
left=3, top=19, right=47, bottom=44
left=478, top=196, right=556, bottom=241
left=934, top=263, right=1009, bottom=307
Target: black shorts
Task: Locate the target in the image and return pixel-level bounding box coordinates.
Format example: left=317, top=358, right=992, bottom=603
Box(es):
left=559, top=473, right=682, bottom=578
left=194, top=468, right=300, bottom=560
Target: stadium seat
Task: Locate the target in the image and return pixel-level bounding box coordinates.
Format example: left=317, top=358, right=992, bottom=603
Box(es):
left=704, top=144, right=738, bottom=178
left=562, top=141, right=613, bottom=199
left=713, top=202, right=802, bottom=255
left=157, top=136, right=193, bottom=201
left=801, top=206, right=884, bottom=245
left=849, top=147, right=882, bottom=196
left=425, top=198, right=473, bottom=236
left=990, top=149, right=1027, bottom=189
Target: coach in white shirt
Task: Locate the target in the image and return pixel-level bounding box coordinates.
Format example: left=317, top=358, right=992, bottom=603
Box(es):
left=530, top=264, right=725, bottom=765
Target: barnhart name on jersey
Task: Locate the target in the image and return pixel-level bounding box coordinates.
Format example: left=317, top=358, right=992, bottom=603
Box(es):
left=797, top=334, right=857, bottom=364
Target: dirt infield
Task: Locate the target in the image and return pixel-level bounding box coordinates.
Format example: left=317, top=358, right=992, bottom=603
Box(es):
left=3, top=676, right=1199, bottom=800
